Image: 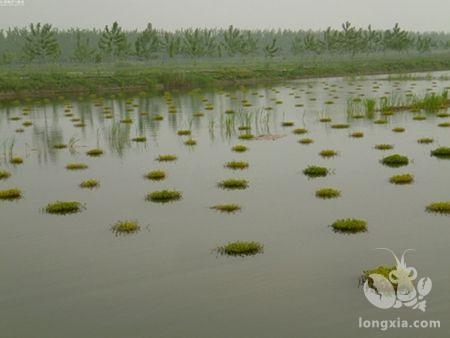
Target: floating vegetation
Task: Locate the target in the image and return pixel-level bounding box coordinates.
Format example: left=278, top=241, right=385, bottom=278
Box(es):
left=22, top=121, right=33, bottom=127
left=111, top=220, right=140, bottom=235
left=232, top=145, right=248, bottom=152
left=53, top=144, right=67, bottom=149
left=413, top=115, right=426, bottom=121
left=224, top=161, right=249, bottom=170
left=217, top=241, right=263, bottom=256
left=238, top=126, right=251, bottom=131
left=374, top=119, right=388, bottom=124
left=10, top=157, right=23, bottom=165
left=79, top=179, right=99, bottom=189
left=437, top=112, right=450, bottom=118
left=417, top=138, right=434, bottom=144
left=225, top=109, right=235, bottom=115
left=145, top=170, right=166, bottom=181
left=392, top=127, right=405, bottom=133
left=183, top=138, right=196, bottom=146
left=0, top=169, right=11, bottom=180
left=132, top=136, right=147, bottom=142
left=238, top=133, right=254, bottom=140
left=86, top=148, right=104, bottom=157
left=120, top=117, right=133, bottom=124
left=281, top=121, right=294, bottom=127
left=218, top=179, right=249, bottom=190
left=331, top=123, right=350, bottom=129
left=177, top=129, right=191, bottom=136
left=380, top=154, right=409, bottom=167
left=438, top=122, right=450, bottom=127
left=426, top=201, right=450, bottom=214
left=390, top=173, right=414, bottom=185
left=0, top=188, right=22, bottom=200
left=331, top=218, right=367, bottom=233
left=210, top=204, right=241, bottom=213
left=156, top=154, right=177, bottom=162
left=293, top=128, right=308, bottom=135
left=66, top=163, right=88, bottom=170
left=299, top=138, right=314, bottom=144
left=152, top=114, right=164, bottom=121
left=193, top=112, right=204, bottom=117
left=73, top=122, right=86, bottom=128
left=45, top=201, right=84, bottom=215
left=374, top=144, right=393, bottom=150
left=303, top=165, right=329, bottom=177
left=430, top=147, right=450, bottom=158
left=15, top=128, right=24, bottom=133
left=319, top=117, right=332, bottom=123
left=350, top=131, right=364, bottom=138
left=146, top=190, right=182, bottom=203
left=319, top=149, right=338, bottom=158
left=315, top=188, right=341, bottom=199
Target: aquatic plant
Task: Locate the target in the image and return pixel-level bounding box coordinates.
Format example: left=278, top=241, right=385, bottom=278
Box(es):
left=350, top=132, right=364, bottom=138
left=392, top=127, right=405, bottom=133
left=120, top=117, right=133, bottom=124
left=417, top=138, right=434, bottom=144
left=79, top=179, right=99, bottom=189
left=156, top=154, right=177, bottom=162
left=224, top=161, right=249, bottom=170
left=146, top=190, right=182, bottom=203
left=111, top=220, right=140, bottom=234
left=319, top=149, right=338, bottom=158
left=238, top=126, right=251, bottom=131
left=315, top=188, right=341, bottom=199
left=299, top=138, right=314, bottom=144
left=426, top=201, right=450, bottom=214
left=438, top=122, right=450, bottom=127
left=73, top=122, right=86, bottom=128
left=380, top=154, right=409, bottom=167
left=238, top=133, right=254, bottom=140
left=232, top=145, right=248, bottom=152
left=132, top=136, right=147, bottom=142
left=413, top=115, right=426, bottom=121
left=177, top=129, right=191, bottom=136
left=152, top=114, right=164, bottom=121
left=430, top=147, right=450, bottom=158
left=217, top=241, right=263, bottom=256
left=281, top=121, right=294, bottom=127
left=210, top=204, right=241, bottom=213
left=375, top=144, right=393, bottom=150
left=86, top=148, right=104, bottom=157
left=66, top=163, right=88, bottom=170
left=218, top=179, right=249, bottom=190
left=145, top=170, right=166, bottom=181
left=225, top=109, right=235, bottom=115
left=45, top=201, right=84, bottom=215
left=319, top=117, right=332, bottom=123
left=331, top=123, right=350, bottom=129
left=53, top=144, right=67, bottom=149
left=331, top=218, right=367, bottom=233
left=293, top=128, right=308, bottom=135
left=0, top=188, right=22, bottom=200
left=303, top=165, right=329, bottom=177
left=389, top=173, right=414, bottom=185
left=0, top=170, right=11, bottom=180
left=22, top=121, right=33, bottom=127
left=437, top=112, right=450, bottom=118
left=374, top=119, right=388, bottom=124
left=10, top=157, right=23, bottom=165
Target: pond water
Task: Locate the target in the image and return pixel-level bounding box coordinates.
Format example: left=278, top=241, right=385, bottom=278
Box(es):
left=1, top=71, right=450, bottom=338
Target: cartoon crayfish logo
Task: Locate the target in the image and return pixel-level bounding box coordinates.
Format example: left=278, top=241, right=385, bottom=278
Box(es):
left=363, top=248, right=432, bottom=312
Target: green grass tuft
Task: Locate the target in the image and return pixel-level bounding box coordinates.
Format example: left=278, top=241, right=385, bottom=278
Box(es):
left=45, top=201, right=84, bottom=215
left=232, top=145, right=248, bottom=152
left=315, top=188, right=341, bottom=199
left=381, top=154, right=409, bottom=167
left=66, top=163, right=88, bottom=170
left=389, top=173, right=414, bottom=185
left=303, top=165, right=329, bottom=177
left=417, top=138, right=434, bottom=144
left=224, top=161, right=249, bottom=170
left=299, top=138, right=314, bottom=144
left=375, top=144, right=394, bottom=150
left=156, top=154, right=177, bottom=162
left=210, top=204, right=241, bottom=213
left=426, top=201, right=450, bottom=214
left=431, top=147, right=450, bottom=158
left=86, top=148, right=104, bottom=157
left=0, top=188, right=22, bottom=200
left=0, top=169, right=11, bottom=180
left=319, top=149, right=338, bottom=158
left=145, top=170, right=166, bottom=181
left=146, top=190, right=182, bottom=203
left=217, top=241, right=263, bottom=256
left=79, top=179, right=99, bottom=189
left=331, top=218, right=367, bottom=233
left=111, top=220, right=141, bottom=234
left=218, top=179, right=249, bottom=190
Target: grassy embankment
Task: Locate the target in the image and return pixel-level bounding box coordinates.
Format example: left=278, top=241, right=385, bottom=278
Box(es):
left=1, top=52, right=450, bottom=100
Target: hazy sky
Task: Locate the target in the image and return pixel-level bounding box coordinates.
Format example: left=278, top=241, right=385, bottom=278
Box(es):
left=0, top=0, right=449, bottom=32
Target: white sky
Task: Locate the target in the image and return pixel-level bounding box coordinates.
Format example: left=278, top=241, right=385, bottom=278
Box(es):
left=0, top=0, right=449, bottom=32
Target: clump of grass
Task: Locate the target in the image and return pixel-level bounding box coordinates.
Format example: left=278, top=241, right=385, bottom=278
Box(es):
left=437, top=112, right=450, bottom=118
left=79, top=179, right=99, bottom=189
left=238, top=133, right=254, bottom=140
left=303, top=165, right=329, bottom=177
left=238, top=126, right=251, bottom=131
left=417, top=138, right=434, bottom=144
left=152, top=114, right=164, bottom=121
left=132, top=136, right=146, bottom=142
left=120, top=117, right=133, bottom=124
left=218, top=179, right=249, bottom=190
left=392, top=127, right=405, bottom=133
left=73, top=122, right=86, bottom=128
left=374, top=119, right=388, bottom=124
left=217, top=241, right=263, bottom=256
left=413, top=115, right=426, bottom=121
left=145, top=170, right=166, bottom=181
left=426, top=201, right=450, bottom=214
left=0, top=169, right=11, bottom=180
left=315, top=188, right=341, bottom=199
left=45, top=201, right=84, bottom=215
left=184, top=138, right=197, bottom=146
left=146, top=190, right=182, bottom=203
left=232, top=145, right=248, bottom=152
left=389, top=173, right=414, bottom=185
left=0, top=188, right=22, bottom=200
left=375, top=144, right=393, bottom=150
left=430, top=147, right=450, bottom=158
left=299, top=138, right=314, bottom=144
left=225, top=109, right=235, bottom=115
left=177, top=129, right=191, bottom=136
left=380, top=154, right=409, bottom=167
left=53, top=144, right=67, bottom=149
left=331, top=218, right=367, bottom=233
left=10, top=157, right=23, bottom=165
left=319, top=117, right=332, bottom=123
left=15, top=128, right=24, bottom=133
left=111, top=220, right=140, bottom=235
left=293, top=128, right=308, bottom=135
left=22, top=121, right=33, bottom=127
left=331, top=123, right=350, bottom=129
left=438, top=122, right=450, bottom=127
left=210, top=204, right=241, bottom=213
left=86, top=148, right=103, bottom=157
left=281, top=121, right=294, bottom=127
left=66, top=163, right=88, bottom=170
left=319, top=149, right=338, bottom=158
left=225, top=161, right=249, bottom=170
left=350, top=131, right=364, bottom=138
left=156, top=154, right=177, bottom=162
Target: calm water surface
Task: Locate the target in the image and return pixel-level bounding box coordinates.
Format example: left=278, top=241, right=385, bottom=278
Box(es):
left=1, top=71, right=450, bottom=338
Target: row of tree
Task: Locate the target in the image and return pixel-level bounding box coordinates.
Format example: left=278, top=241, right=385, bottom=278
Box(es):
left=1, top=22, right=450, bottom=64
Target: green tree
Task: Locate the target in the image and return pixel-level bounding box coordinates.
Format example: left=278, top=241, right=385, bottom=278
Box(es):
left=383, top=23, right=411, bottom=52
left=98, top=21, right=128, bottom=60
left=23, top=23, right=60, bottom=62
left=135, top=23, right=159, bottom=59
left=73, top=31, right=95, bottom=63
left=160, top=32, right=180, bottom=58
left=264, top=38, right=279, bottom=58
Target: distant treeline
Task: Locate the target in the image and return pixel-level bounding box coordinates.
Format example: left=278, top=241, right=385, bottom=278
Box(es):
left=1, top=21, right=450, bottom=64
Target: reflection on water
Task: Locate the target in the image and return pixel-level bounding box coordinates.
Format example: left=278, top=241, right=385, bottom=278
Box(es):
left=1, top=71, right=450, bottom=338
